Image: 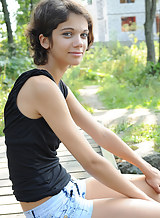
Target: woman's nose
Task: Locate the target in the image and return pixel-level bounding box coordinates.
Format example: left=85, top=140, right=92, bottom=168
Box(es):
left=72, top=36, right=83, bottom=47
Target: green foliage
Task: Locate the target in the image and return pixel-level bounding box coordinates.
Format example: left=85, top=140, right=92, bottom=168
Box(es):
left=16, top=0, right=39, bottom=26
left=0, top=91, right=5, bottom=136
left=145, top=61, right=160, bottom=76
left=0, top=71, right=10, bottom=136
left=95, top=41, right=160, bottom=109
left=1, top=56, right=33, bottom=80
left=110, top=123, right=160, bottom=152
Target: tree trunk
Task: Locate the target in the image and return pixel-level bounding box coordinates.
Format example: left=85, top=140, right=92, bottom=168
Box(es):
left=158, top=13, right=160, bottom=63
left=0, top=0, right=13, bottom=45
left=30, top=0, right=33, bottom=12
left=144, top=0, right=157, bottom=63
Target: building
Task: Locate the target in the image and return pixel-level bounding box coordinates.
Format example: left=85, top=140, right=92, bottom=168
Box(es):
left=86, top=0, right=160, bottom=43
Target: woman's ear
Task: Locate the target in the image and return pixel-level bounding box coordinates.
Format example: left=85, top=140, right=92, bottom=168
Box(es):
left=39, top=34, right=50, bottom=49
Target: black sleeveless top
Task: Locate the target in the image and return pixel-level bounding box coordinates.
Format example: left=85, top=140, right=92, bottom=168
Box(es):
left=3, top=69, right=71, bottom=202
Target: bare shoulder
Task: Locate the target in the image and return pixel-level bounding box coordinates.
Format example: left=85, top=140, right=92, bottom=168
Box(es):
left=29, top=75, right=57, bottom=91
left=17, top=75, right=61, bottom=119
left=28, top=75, right=63, bottom=101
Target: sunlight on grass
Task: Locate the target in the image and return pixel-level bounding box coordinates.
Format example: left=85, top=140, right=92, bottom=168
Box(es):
left=110, top=123, right=160, bottom=152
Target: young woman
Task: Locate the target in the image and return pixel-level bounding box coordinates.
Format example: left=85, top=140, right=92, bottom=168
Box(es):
left=3, top=0, right=160, bottom=217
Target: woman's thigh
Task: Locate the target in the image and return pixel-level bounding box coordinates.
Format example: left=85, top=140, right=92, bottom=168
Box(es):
left=91, top=197, right=160, bottom=218
left=84, top=174, right=160, bottom=202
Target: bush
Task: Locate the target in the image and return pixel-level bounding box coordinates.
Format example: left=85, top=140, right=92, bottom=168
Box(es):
left=96, top=41, right=160, bottom=109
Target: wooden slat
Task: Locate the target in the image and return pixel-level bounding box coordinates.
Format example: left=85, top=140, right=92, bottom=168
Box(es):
left=0, top=179, right=11, bottom=187
left=0, top=152, right=6, bottom=158
left=0, top=215, right=24, bottom=218
left=57, top=147, right=101, bottom=157
left=0, top=162, right=8, bottom=169
left=70, top=171, right=90, bottom=180
left=0, top=203, right=23, bottom=215
left=0, top=168, right=9, bottom=180
left=0, top=195, right=18, bottom=205
left=0, top=186, right=13, bottom=196
left=0, top=157, right=7, bottom=163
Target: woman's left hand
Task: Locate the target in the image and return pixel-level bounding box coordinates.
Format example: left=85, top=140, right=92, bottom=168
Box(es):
left=145, top=166, right=160, bottom=194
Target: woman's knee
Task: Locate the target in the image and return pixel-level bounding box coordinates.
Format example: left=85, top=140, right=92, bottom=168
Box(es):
left=126, top=174, right=160, bottom=202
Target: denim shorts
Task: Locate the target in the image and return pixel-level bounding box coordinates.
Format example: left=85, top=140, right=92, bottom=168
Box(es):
left=24, top=178, right=93, bottom=218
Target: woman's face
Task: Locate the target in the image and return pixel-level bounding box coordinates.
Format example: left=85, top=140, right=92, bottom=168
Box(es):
left=47, top=13, right=89, bottom=67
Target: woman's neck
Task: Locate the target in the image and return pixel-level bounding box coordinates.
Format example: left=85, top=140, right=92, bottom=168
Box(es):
left=37, top=63, right=68, bottom=85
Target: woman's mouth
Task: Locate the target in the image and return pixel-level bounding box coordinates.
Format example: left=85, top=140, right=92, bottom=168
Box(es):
left=68, top=52, right=83, bottom=57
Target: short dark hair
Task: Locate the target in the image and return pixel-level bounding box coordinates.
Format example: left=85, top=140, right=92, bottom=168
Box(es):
left=25, top=0, right=94, bottom=65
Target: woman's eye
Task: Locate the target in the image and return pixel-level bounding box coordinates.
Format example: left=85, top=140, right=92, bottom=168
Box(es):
left=81, top=33, right=89, bottom=39
left=62, top=32, right=72, bottom=37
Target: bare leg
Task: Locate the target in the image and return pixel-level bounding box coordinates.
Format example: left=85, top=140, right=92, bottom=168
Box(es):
left=92, top=198, right=160, bottom=218
left=85, top=174, right=160, bottom=202
left=84, top=174, right=160, bottom=218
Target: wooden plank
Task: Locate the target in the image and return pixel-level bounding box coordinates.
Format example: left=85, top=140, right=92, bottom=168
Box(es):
left=59, top=152, right=103, bottom=162
left=0, top=179, right=11, bottom=187
left=0, top=157, right=7, bottom=163
left=0, top=136, right=5, bottom=145
left=0, top=203, right=23, bottom=215
left=59, top=140, right=98, bottom=151
left=0, top=186, right=13, bottom=196
left=0, top=168, right=9, bottom=180
left=70, top=171, right=90, bottom=180
left=0, top=195, right=17, bottom=205
left=0, top=145, right=6, bottom=152
left=0, top=162, right=8, bottom=168
left=57, top=147, right=101, bottom=157
left=0, top=152, right=6, bottom=158
left=61, top=160, right=84, bottom=172
left=0, top=215, right=24, bottom=218
left=101, top=148, right=118, bottom=169
left=59, top=155, right=75, bottom=162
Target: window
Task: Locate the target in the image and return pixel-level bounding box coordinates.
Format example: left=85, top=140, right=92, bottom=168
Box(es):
left=121, top=16, right=136, bottom=32
left=156, top=15, right=160, bottom=34
left=120, top=0, right=135, bottom=3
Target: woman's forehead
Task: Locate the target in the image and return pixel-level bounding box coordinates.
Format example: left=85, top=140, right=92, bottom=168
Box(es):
left=57, top=13, right=88, bottom=31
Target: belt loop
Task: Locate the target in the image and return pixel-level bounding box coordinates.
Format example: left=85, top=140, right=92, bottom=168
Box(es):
left=31, top=210, right=36, bottom=218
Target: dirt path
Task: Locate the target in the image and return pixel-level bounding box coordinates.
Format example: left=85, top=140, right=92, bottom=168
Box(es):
left=79, top=85, right=160, bottom=156
left=79, top=85, right=160, bottom=126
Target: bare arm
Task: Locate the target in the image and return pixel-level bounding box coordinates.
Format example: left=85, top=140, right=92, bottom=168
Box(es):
left=66, top=88, right=160, bottom=193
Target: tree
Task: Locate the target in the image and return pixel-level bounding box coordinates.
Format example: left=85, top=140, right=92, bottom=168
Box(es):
left=144, top=0, right=157, bottom=63
left=158, top=12, right=160, bottom=63
left=16, top=0, right=39, bottom=26
left=0, top=0, right=13, bottom=46
left=15, top=0, right=39, bottom=57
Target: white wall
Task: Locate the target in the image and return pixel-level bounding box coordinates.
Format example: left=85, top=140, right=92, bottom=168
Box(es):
left=106, top=0, right=145, bottom=42
left=88, top=0, right=160, bottom=42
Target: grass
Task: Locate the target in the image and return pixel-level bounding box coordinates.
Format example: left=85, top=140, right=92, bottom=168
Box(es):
left=110, top=123, right=160, bottom=152
left=98, top=77, right=160, bottom=110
